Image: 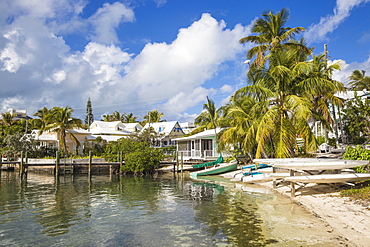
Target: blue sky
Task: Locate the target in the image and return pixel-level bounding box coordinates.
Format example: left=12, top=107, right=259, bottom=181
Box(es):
left=1, top=0, right=370, bottom=122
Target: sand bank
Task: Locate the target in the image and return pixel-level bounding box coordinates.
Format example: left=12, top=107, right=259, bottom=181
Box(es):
left=257, top=181, right=370, bottom=247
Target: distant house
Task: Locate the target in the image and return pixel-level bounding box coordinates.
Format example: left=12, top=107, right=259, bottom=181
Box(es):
left=30, top=121, right=143, bottom=155
left=122, top=122, right=143, bottom=133
left=88, top=121, right=139, bottom=142
left=173, top=128, right=222, bottom=160
left=0, top=108, right=32, bottom=121
left=30, top=128, right=90, bottom=155
left=179, top=122, right=195, bottom=134
left=141, top=121, right=184, bottom=147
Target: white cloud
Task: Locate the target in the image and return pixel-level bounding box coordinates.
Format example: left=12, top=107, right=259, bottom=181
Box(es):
left=88, top=2, right=135, bottom=44
left=305, top=0, right=370, bottom=43
left=0, top=2, right=251, bottom=121
left=332, top=56, right=370, bottom=86
left=163, top=87, right=217, bottom=116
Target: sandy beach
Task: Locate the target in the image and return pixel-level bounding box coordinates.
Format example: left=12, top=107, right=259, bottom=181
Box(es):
left=250, top=180, right=370, bottom=247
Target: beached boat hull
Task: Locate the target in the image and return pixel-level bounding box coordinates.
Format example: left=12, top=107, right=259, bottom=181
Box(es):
left=253, top=158, right=369, bottom=170
left=284, top=173, right=370, bottom=183
left=190, top=162, right=238, bottom=178
left=242, top=173, right=271, bottom=183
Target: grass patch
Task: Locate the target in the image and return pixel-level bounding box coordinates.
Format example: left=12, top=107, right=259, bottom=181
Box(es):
left=340, top=181, right=370, bottom=202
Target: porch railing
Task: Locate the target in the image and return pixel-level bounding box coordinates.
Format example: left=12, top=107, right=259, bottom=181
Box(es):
left=177, top=150, right=217, bottom=160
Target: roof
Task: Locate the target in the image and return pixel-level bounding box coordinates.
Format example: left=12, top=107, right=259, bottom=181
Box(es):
left=89, top=120, right=132, bottom=135
left=123, top=123, right=142, bottom=132
left=173, top=128, right=221, bottom=141
left=142, top=121, right=183, bottom=135
left=335, top=90, right=369, bottom=100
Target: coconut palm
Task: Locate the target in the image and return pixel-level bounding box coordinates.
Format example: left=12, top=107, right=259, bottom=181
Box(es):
left=218, top=94, right=261, bottom=159
left=302, top=54, right=345, bottom=131
left=143, top=110, right=165, bottom=123
left=30, top=107, right=51, bottom=133
left=123, top=113, right=138, bottom=123
left=102, top=111, right=125, bottom=122
left=44, top=106, right=83, bottom=156
left=1, top=112, right=15, bottom=127
left=235, top=48, right=343, bottom=158
left=192, top=97, right=221, bottom=134
left=239, top=8, right=310, bottom=67
left=348, top=70, right=370, bottom=91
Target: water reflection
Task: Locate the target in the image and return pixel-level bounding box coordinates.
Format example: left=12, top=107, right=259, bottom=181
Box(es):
left=0, top=172, right=343, bottom=246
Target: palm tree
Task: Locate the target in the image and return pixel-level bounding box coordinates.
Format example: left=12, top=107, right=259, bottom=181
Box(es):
left=30, top=107, right=51, bottom=133
left=44, top=106, right=83, bottom=156
left=123, top=113, right=138, bottom=123
left=102, top=111, right=125, bottom=122
left=143, top=110, right=165, bottom=123
left=218, top=95, right=260, bottom=159
left=235, top=48, right=343, bottom=158
left=191, top=97, right=223, bottom=154
left=1, top=112, right=15, bottom=127
left=239, top=8, right=310, bottom=67
left=348, top=70, right=370, bottom=91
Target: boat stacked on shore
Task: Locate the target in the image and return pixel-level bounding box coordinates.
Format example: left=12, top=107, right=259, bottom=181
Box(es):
left=239, top=158, right=370, bottom=192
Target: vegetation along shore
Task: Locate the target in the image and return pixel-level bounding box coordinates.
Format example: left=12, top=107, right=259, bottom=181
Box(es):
left=1, top=8, right=370, bottom=246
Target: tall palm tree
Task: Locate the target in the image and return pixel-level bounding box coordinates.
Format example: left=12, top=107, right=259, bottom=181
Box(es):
left=235, top=48, right=343, bottom=158
left=44, top=106, right=83, bottom=156
left=348, top=70, right=370, bottom=91
left=143, top=110, right=165, bottom=123
left=239, top=8, right=310, bottom=67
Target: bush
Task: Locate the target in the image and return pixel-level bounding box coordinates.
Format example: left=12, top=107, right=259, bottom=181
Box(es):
left=103, top=138, right=164, bottom=173
left=343, top=146, right=370, bottom=172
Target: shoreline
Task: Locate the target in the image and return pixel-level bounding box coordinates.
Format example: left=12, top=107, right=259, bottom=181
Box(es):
left=247, top=179, right=370, bottom=247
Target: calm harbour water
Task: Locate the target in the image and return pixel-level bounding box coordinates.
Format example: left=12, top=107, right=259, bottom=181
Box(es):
left=0, top=172, right=347, bottom=247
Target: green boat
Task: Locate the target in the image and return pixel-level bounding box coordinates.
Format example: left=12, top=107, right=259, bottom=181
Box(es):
left=190, top=161, right=238, bottom=178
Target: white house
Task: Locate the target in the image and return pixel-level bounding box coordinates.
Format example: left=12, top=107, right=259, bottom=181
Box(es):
left=122, top=123, right=143, bottom=132
left=30, top=128, right=90, bottom=155
left=88, top=121, right=138, bottom=142
left=179, top=122, right=195, bottom=134
left=141, top=121, right=184, bottom=147
left=173, top=128, right=222, bottom=160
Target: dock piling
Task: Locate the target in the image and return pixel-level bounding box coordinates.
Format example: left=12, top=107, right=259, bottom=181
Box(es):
left=55, top=151, right=60, bottom=176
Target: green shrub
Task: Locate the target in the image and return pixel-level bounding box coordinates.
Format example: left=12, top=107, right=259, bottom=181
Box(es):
left=103, top=138, right=164, bottom=173
left=343, top=146, right=370, bottom=172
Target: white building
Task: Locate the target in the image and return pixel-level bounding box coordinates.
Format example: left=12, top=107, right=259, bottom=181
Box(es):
left=173, top=128, right=222, bottom=160
left=141, top=121, right=184, bottom=147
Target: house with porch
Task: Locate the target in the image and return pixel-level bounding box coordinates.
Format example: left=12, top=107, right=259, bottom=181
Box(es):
left=173, top=128, right=222, bottom=160
left=30, top=128, right=90, bottom=155
left=141, top=121, right=184, bottom=147
left=30, top=121, right=143, bottom=155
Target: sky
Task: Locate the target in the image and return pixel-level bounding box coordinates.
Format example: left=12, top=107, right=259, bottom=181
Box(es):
left=1, top=0, right=370, bottom=122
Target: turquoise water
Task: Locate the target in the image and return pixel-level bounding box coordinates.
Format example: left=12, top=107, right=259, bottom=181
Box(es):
left=0, top=172, right=346, bottom=246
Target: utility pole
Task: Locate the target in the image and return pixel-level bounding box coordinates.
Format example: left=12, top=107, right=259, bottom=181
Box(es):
left=324, top=44, right=340, bottom=147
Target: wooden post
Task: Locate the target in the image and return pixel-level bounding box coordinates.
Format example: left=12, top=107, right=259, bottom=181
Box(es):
left=174, top=151, right=178, bottom=173
left=55, top=151, right=60, bottom=176
left=0, top=154, right=2, bottom=171
left=181, top=152, right=183, bottom=173
left=290, top=169, right=295, bottom=197
left=20, top=151, right=24, bottom=174
left=120, top=151, right=123, bottom=169
left=272, top=166, right=277, bottom=188
left=88, top=151, right=92, bottom=177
